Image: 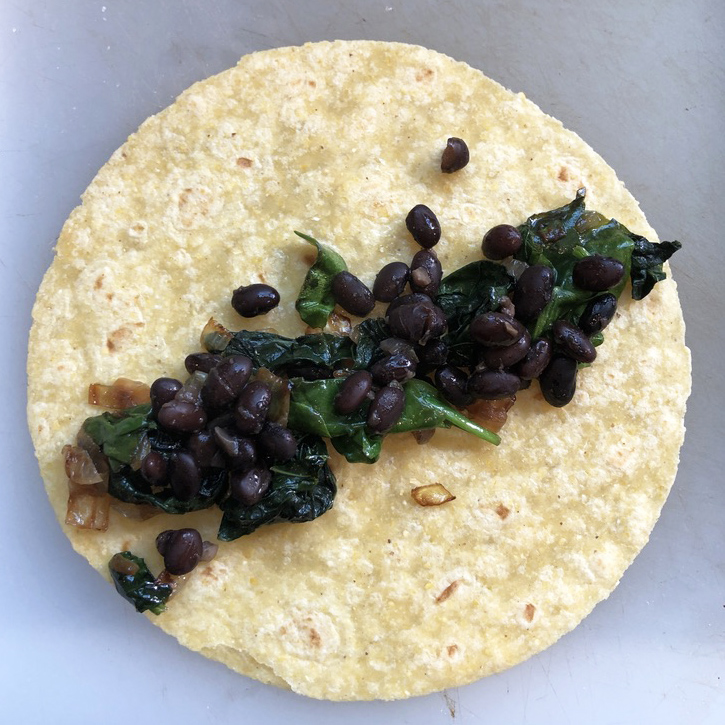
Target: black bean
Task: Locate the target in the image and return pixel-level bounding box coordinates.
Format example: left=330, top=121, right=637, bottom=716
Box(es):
left=334, top=370, right=373, bottom=415
left=416, top=339, right=448, bottom=367
left=579, top=293, right=618, bottom=335
left=409, top=249, right=443, bottom=296
left=370, top=353, right=417, bottom=385
left=515, top=338, right=553, bottom=380
left=156, top=528, right=203, bottom=575
left=467, top=370, right=521, bottom=400
left=231, top=283, right=280, bottom=317
left=157, top=400, right=207, bottom=433
left=201, top=355, right=253, bottom=412
left=230, top=466, right=272, bottom=506
left=234, top=381, right=272, bottom=435
left=373, top=262, right=410, bottom=302
left=150, top=377, right=183, bottom=415
left=186, top=429, right=221, bottom=468
left=406, top=204, right=441, bottom=249
left=331, top=271, right=375, bottom=317
left=514, top=265, right=555, bottom=321
left=480, top=329, right=531, bottom=369
left=386, top=292, right=432, bottom=318
left=552, top=320, right=597, bottom=363
left=388, top=300, right=447, bottom=344
left=258, top=422, right=297, bottom=462
left=140, top=450, right=167, bottom=485
left=367, top=384, right=406, bottom=434
left=213, top=427, right=257, bottom=470
left=470, top=312, right=526, bottom=347
left=169, top=451, right=202, bottom=500
left=185, top=353, right=222, bottom=375
left=481, top=224, right=522, bottom=260
left=435, top=365, right=473, bottom=407
left=539, top=354, right=578, bottom=407
left=572, top=255, right=625, bottom=292
left=441, top=137, right=470, bottom=173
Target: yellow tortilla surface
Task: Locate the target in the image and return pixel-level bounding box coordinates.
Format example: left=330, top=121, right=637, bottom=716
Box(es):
left=27, top=41, right=690, bottom=700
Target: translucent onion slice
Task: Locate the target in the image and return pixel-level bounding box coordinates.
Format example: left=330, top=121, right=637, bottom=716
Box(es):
left=201, top=317, right=233, bottom=353
left=174, top=371, right=208, bottom=405
left=62, top=444, right=103, bottom=485
left=411, top=483, right=456, bottom=507
left=254, top=367, right=291, bottom=426
left=465, top=396, right=516, bottom=433
left=65, top=479, right=111, bottom=530
left=88, top=377, right=150, bottom=409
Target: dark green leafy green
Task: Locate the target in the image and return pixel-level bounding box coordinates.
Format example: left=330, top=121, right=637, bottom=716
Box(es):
left=352, top=317, right=391, bottom=369
left=83, top=406, right=226, bottom=513
left=81, top=404, right=153, bottom=473
left=108, top=462, right=227, bottom=514
left=218, top=434, right=336, bottom=540
left=630, top=235, right=682, bottom=300
left=294, top=231, right=348, bottom=329
left=437, top=261, right=514, bottom=367
left=224, top=329, right=353, bottom=377
left=288, top=377, right=499, bottom=463
left=390, top=379, right=500, bottom=445
left=223, top=330, right=294, bottom=369
left=514, top=191, right=682, bottom=336
left=109, top=551, right=173, bottom=615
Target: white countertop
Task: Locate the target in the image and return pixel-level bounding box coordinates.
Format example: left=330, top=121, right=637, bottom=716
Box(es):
left=1, top=1, right=723, bottom=723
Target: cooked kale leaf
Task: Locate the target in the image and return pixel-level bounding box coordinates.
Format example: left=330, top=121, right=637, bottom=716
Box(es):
left=630, top=234, right=682, bottom=300
left=287, top=377, right=499, bottom=464
left=218, top=433, right=336, bottom=540
left=437, top=261, right=514, bottom=367
left=109, top=552, right=173, bottom=615
left=294, top=231, right=348, bottom=329
left=225, top=329, right=353, bottom=378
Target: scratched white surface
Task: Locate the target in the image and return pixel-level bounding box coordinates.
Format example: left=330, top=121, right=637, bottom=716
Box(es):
left=1, top=1, right=723, bottom=723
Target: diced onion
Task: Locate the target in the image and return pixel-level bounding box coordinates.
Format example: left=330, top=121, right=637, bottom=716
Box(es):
left=200, top=541, right=219, bottom=563
left=201, top=317, right=233, bottom=353
left=411, top=483, right=456, bottom=507
left=88, top=377, right=150, bottom=409
left=254, top=367, right=291, bottom=426
left=465, top=396, right=515, bottom=433
left=65, top=479, right=111, bottom=530
left=62, top=444, right=103, bottom=485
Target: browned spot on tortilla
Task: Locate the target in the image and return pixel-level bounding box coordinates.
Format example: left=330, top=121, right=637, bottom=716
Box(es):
left=308, top=628, right=322, bottom=647
left=237, top=157, right=252, bottom=167
left=279, top=626, right=287, bottom=635
left=416, top=67, right=434, bottom=81
left=308, top=79, right=317, bottom=87
left=106, top=323, right=144, bottom=352
left=524, top=603, right=536, bottom=622
left=106, top=293, right=114, bottom=301
left=436, top=580, right=460, bottom=604
left=558, top=166, right=570, bottom=181
left=94, top=274, right=104, bottom=290
left=447, top=644, right=459, bottom=657
left=200, top=565, right=218, bottom=582
left=178, top=187, right=213, bottom=228
left=495, top=503, right=511, bottom=520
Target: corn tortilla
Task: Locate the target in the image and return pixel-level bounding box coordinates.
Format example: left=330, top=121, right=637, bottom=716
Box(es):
left=27, top=40, right=690, bottom=700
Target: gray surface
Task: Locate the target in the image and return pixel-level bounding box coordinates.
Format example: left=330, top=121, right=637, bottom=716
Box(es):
left=1, top=1, right=723, bottom=723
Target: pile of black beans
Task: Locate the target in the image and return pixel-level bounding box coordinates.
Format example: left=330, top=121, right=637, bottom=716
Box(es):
left=324, top=205, right=624, bottom=415
left=143, top=352, right=296, bottom=516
